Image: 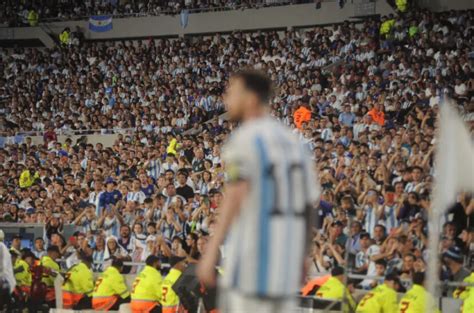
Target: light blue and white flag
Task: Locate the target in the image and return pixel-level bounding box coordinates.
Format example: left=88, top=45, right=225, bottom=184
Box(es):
left=180, top=9, right=189, bottom=29
left=89, top=15, right=113, bottom=32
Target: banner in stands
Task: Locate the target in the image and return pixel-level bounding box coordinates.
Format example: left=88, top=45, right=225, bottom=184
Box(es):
left=89, top=16, right=113, bottom=32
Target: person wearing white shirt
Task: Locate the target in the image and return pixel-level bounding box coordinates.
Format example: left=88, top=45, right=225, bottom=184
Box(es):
left=88, top=179, right=104, bottom=214
left=126, top=179, right=146, bottom=204
left=454, top=78, right=467, bottom=97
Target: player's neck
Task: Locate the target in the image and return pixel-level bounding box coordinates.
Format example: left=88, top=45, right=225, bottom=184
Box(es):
left=242, top=106, right=266, bottom=122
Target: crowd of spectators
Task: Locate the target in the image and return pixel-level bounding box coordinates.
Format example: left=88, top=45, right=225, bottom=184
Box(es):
left=0, top=0, right=315, bottom=26
left=0, top=7, right=473, bottom=301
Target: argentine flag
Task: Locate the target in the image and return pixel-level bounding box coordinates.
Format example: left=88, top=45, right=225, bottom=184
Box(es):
left=89, top=16, right=113, bottom=32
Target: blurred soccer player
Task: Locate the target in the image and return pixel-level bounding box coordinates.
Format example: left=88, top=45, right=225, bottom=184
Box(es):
left=197, top=70, right=320, bottom=312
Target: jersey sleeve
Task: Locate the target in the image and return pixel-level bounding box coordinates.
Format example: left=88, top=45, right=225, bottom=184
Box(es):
left=222, top=131, right=253, bottom=183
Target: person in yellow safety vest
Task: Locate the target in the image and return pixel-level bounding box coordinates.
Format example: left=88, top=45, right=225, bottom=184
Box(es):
left=300, top=274, right=331, bottom=296
left=166, top=137, right=179, bottom=156
left=62, top=253, right=94, bottom=310
left=380, top=17, right=395, bottom=37
left=13, top=250, right=34, bottom=292
left=19, top=167, right=39, bottom=188
left=162, top=256, right=187, bottom=313
left=93, top=258, right=130, bottom=311
left=131, top=255, right=163, bottom=313
left=27, top=9, right=39, bottom=26
left=40, top=245, right=61, bottom=306
left=395, top=0, right=407, bottom=13
left=453, top=271, right=474, bottom=313
left=59, top=27, right=71, bottom=46
left=11, top=249, right=33, bottom=310
left=356, top=273, right=400, bottom=313
left=315, top=267, right=356, bottom=313
left=398, top=272, right=440, bottom=313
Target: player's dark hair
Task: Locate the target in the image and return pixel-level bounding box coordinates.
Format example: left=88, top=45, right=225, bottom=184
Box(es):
left=232, top=70, right=273, bottom=104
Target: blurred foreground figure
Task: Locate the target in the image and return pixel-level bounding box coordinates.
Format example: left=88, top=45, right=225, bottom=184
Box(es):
left=0, top=230, right=15, bottom=310
left=198, top=70, right=320, bottom=312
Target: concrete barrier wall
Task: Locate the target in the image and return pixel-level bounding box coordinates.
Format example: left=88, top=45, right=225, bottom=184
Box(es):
left=418, top=0, right=474, bottom=11
left=0, top=26, right=56, bottom=48
left=2, top=1, right=473, bottom=46
left=9, top=134, right=121, bottom=148
left=0, top=1, right=395, bottom=44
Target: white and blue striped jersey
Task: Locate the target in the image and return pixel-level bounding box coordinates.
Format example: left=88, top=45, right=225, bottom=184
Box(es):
left=221, top=116, right=320, bottom=297
left=364, top=204, right=379, bottom=238
left=126, top=191, right=146, bottom=204
left=146, top=159, right=161, bottom=180
left=89, top=191, right=103, bottom=216
left=383, top=204, right=399, bottom=232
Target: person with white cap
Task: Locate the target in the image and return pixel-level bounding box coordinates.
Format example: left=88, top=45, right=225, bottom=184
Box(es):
left=0, top=230, right=16, bottom=309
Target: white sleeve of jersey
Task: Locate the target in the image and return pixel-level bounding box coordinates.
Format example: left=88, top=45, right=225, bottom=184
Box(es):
left=301, top=142, right=321, bottom=204
left=222, top=130, right=254, bottom=183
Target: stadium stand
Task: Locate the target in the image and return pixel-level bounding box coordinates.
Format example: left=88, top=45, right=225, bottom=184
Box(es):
left=0, top=0, right=316, bottom=26
left=0, top=2, right=473, bottom=312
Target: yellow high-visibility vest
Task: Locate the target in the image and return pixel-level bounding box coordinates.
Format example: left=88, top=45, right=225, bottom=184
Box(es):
left=14, top=259, right=32, bottom=287
left=131, top=265, right=163, bottom=302
left=396, top=0, right=407, bottom=12
left=162, top=268, right=182, bottom=308
left=59, top=31, right=70, bottom=45
left=62, top=262, right=94, bottom=296
left=316, top=276, right=356, bottom=313
left=27, top=10, right=38, bottom=26
left=40, top=255, right=60, bottom=287
left=356, top=283, right=398, bottom=313
left=93, top=266, right=130, bottom=299
left=398, top=284, right=440, bottom=313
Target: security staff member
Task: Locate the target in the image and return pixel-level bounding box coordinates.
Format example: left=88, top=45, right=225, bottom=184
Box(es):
left=93, top=258, right=130, bottom=311
left=40, top=245, right=61, bottom=306
left=395, top=0, right=407, bottom=13
left=59, top=27, right=70, bottom=46
left=162, top=256, right=186, bottom=313
left=131, top=255, right=163, bottom=313
left=398, top=272, right=439, bottom=313
left=62, top=253, right=94, bottom=309
left=10, top=249, right=32, bottom=310
left=380, top=16, right=395, bottom=38
left=356, top=273, right=400, bottom=313
left=316, top=267, right=356, bottom=313
left=453, top=271, right=474, bottom=313
left=13, top=250, right=33, bottom=294
left=27, top=9, right=38, bottom=26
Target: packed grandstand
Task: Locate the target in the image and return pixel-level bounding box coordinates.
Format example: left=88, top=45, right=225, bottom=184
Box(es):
left=0, top=1, right=473, bottom=313
left=1, top=0, right=318, bottom=25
